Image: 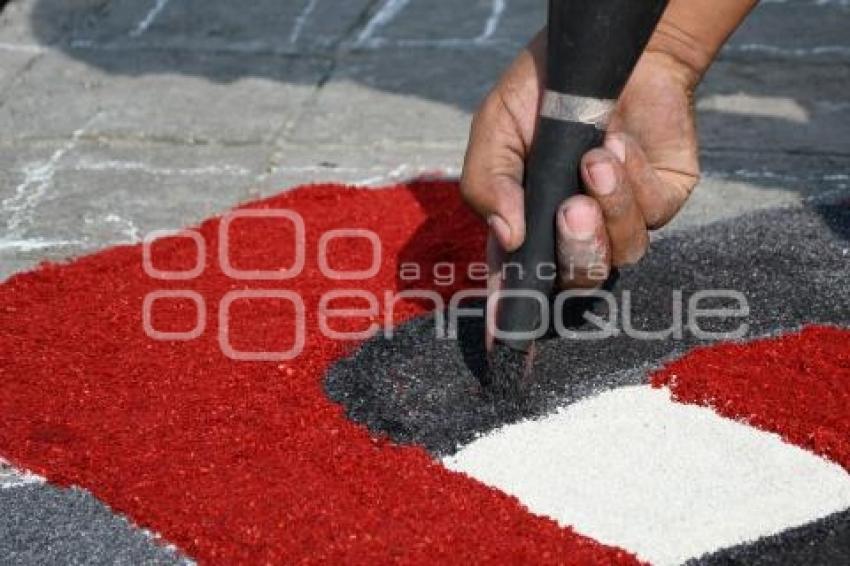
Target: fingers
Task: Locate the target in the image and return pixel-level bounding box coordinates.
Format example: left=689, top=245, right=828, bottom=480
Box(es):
left=556, top=196, right=611, bottom=289
left=460, top=89, right=528, bottom=251
left=608, top=133, right=697, bottom=230
left=460, top=33, right=545, bottom=253
left=558, top=132, right=698, bottom=290
left=460, top=149, right=526, bottom=252
left=580, top=138, right=650, bottom=268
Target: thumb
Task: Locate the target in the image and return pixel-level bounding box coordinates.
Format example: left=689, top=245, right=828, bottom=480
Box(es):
left=460, top=102, right=527, bottom=252
left=486, top=177, right=525, bottom=252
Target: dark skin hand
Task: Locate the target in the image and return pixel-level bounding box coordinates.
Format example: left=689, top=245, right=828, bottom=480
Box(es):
left=460, top=1, right=758, bottom=347
left=462, top=34, right=700, bottom=348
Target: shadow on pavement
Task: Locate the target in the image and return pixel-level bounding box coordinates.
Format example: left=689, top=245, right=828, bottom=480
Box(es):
left=21, top=0, right=850, bottom=233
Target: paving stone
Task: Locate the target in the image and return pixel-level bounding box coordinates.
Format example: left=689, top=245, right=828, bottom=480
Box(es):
left=489, top=0, right=545, bottom=46
left=0, top=0, right=61, bottom=46
left=0, top=48, right=38, bottom=100
left=698, top=60, right=850, bottom=155
left=288, top=48, right=512, bottom=146
left=367, top=0, right=499, bottom=43
left=0, top=139, right=72, bottom=240
left=13, top=0, right=372, bottom=55
left=724, top=0, right=850, bottom=61
left=30, top=143, right=263, bottom=237
left=0, top=49, right=329, bottom=144
left=115, top=0, right=317, bottom=47
left=666, top=151, right=850, bottom=233
left=0, top=257, right=37, bottom=281
left=290, top=0, right=374, bottom=51
left=256, top=141, right=463, bottom=194
left=0, top=139, right=269, bottom=279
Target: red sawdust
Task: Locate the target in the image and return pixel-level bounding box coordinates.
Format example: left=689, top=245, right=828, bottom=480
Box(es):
left=653, top=326, right=850, bottom=471
left=0, top=182, right=637, bottom=564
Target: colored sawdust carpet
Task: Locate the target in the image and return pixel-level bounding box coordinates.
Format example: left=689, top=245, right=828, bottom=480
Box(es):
left=1, top=181, right=849, bottom=564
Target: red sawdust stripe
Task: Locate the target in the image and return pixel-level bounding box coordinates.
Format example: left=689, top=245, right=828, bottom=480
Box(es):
left=0, top=182, right=637, bottom=564
left=652, top=326, right=850, bottom=471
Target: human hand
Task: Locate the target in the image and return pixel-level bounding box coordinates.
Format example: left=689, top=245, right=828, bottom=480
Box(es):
left=461, top=31, right=701, bottom=302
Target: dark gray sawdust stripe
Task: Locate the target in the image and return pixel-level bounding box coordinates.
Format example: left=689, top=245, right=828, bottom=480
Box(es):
left=0, top=483, right=189, bottom=565
left=325, top=202, right=850, bottom=457
left=692, top=507, right=850, bottom=566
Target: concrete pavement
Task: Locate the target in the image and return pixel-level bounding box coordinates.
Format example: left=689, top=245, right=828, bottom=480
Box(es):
left=1, top=0, right=848, bottom=283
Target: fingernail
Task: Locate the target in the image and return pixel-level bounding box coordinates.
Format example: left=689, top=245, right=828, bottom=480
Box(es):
left=562, top=202, right=596, bottom=240
left=488, top=214, right=512, bottom=249
left=589, top=161, right=617, bottom=196
left=606, top=136, right=627, bottom=163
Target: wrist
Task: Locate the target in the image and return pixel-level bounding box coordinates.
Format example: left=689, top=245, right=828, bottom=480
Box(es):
left=645, top=20, right=714, bottom=91
left=646, top=0, right=759, bottom=90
